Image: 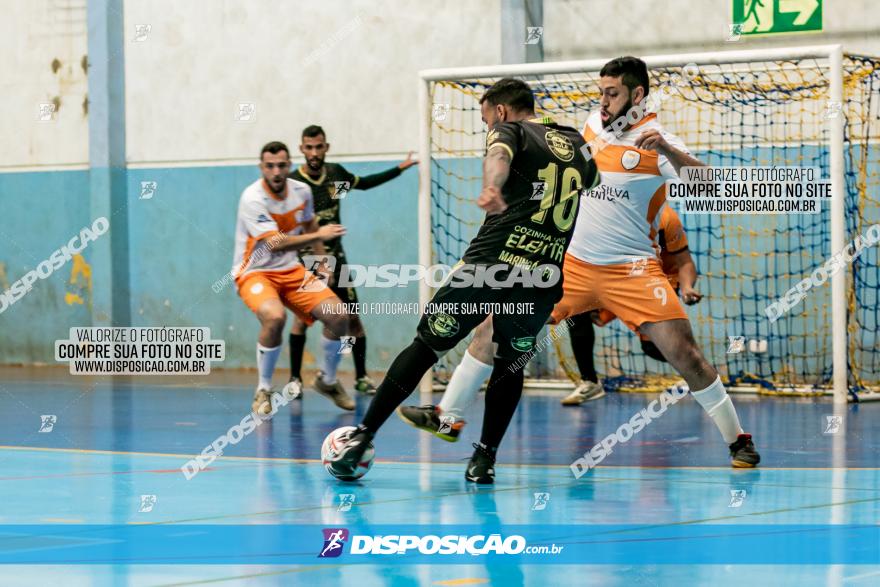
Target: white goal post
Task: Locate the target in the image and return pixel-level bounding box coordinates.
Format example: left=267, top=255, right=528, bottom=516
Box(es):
left=417, top=45, right=850, bottom=404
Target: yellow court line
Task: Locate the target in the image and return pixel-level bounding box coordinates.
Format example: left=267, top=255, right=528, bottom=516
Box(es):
left=1, top=445, right=879, bottom=471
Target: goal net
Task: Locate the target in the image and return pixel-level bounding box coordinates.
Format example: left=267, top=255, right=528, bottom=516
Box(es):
left=418, top=46, right=880, bottom=400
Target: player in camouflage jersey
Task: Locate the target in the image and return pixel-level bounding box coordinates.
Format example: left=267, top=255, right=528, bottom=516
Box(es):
left=286, top=125, right=417, bottom=399
left=326, top=78, right=598, bottom=483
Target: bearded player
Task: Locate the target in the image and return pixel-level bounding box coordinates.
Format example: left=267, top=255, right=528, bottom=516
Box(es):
left=325, top=78, right=598, bottom=483
left=398, top=57, right=760, bottom=469
left=233, top=141, right=355, bottom=414
left=287, top=125, right=417, bottom=398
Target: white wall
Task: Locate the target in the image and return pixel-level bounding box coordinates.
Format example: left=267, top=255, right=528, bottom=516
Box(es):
left=543, top=0, right=880, bottom=61
left=4, top=0, right=878, bottom=170
left=123, top=0, right=502, bottom=165
left=0, top=0, right=89, bottom=169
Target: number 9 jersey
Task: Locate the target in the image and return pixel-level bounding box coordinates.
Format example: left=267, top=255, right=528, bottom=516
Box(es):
left=461, top=116, right=599, bottom=274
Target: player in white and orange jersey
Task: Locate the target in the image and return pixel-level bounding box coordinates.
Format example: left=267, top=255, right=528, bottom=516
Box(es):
left=233, top=141, right=354, bottom=414
left=561, top=204, right=703, bottom=404
left=399, top=58, right=760, bottom=468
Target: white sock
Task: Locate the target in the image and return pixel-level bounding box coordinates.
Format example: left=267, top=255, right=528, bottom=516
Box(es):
left=690, top=376, right=744, bottom=444
left=256, top=343, right=281, bottom=390
left=321, top=336, right=343, bottom=384
left=439, top=350, right=493, bottom=421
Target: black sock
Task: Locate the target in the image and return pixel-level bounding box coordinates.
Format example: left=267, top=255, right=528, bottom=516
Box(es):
left=288, top=332, right=306, bottom=380
left=361, top=338, right=438, bottom=432
left=569, top=314, right=598, bottom=383
left=353, top=336, right=368, bottom=379
left=479, top=357, right=524, bottom=452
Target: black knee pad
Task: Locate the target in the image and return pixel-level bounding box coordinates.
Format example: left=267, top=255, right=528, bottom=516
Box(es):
left=641, top=339, right=668, bottom=363
left=568, top=312, right=595, bottom=337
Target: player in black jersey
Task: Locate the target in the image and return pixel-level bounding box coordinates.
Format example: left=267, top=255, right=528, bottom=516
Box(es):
left=326, top=78, right=598, bottom=483
left=285, top=125, right=417, bottom=400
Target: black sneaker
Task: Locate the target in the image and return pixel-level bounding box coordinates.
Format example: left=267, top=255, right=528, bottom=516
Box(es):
left=729, top=433, right=761, bottom=468
left=465, top=443, right=496, bottom=484
left=397, top=405, right=465, bottom=442
left=354, top=376, right=377, bottom=395
left=328, top=425, right=375, bottom=480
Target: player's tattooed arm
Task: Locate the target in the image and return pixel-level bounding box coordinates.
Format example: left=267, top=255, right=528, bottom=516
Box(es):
left=634, top=129, right=704, bottom=176
left=477, top=146, right=511, bottom=214
left=671, top=249, right=702, bottom=305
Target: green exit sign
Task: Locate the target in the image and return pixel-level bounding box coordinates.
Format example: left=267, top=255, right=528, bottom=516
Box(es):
left=732, top=0, right=823, bottom=35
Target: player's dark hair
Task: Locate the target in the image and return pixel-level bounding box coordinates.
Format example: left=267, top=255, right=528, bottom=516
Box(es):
left=302, top=125, right=326, bottom=140
left=600, top=56, right=650, bottom=97
left=260, top=141, right=290, bottom=159
left=479, top=78, right=535, bottom=113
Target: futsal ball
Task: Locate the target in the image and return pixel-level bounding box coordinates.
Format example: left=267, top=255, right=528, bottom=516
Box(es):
left=321, top=426, right=375, bottom=481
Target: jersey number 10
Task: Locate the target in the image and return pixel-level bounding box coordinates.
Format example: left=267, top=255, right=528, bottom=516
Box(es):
left=531, top=162, right=581, bottom=232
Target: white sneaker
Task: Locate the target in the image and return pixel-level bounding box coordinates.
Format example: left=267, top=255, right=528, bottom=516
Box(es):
left=252, top=387, right=274, bottom=415
left=282, top=377, right=303, bottom=401
left=561, top=380, right=605, bottom=405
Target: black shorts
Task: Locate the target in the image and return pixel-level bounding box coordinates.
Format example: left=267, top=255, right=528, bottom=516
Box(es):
left=330, top=278, right=358, bottom=305
left=416, top=275, right=562, bottom=362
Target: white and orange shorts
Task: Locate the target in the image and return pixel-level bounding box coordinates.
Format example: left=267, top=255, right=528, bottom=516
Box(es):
left=237, top=265, right=337, bottom=325
left=550, top=253, right=687, bottom=331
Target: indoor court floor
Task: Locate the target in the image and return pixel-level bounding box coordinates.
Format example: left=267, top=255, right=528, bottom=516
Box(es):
left=0, top=368, right=878, bottom=586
